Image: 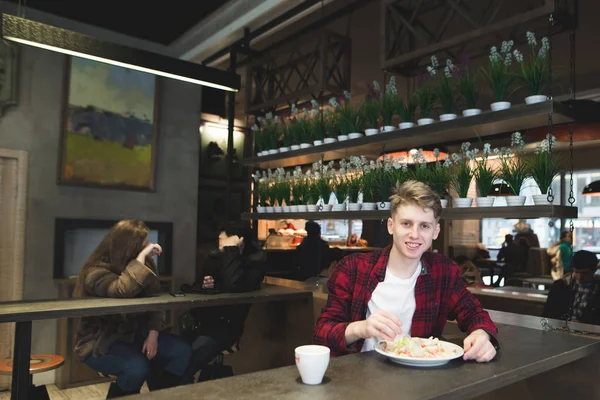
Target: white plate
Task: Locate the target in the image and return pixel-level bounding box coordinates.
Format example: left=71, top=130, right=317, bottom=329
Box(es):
left=375, top=339, right=464, bottom=367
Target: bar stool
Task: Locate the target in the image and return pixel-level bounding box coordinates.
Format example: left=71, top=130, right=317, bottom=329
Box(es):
left=0, top=354, right=64, bottom=400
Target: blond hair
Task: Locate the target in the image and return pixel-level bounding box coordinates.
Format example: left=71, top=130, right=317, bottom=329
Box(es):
left=390, top=180, right=442, bottom=219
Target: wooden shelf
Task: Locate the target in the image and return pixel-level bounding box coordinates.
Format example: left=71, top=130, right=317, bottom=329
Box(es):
left=243, top=101, right=594, bottom=169
left=242, top=205, right=578, bottom=221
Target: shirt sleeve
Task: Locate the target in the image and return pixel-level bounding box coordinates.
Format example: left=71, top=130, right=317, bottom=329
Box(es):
left=313, top=256, right=361, bottom=356
left=447, top=264, right=500, bottom=348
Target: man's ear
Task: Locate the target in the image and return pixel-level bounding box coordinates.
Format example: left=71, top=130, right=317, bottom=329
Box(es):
left=387, top=217, right=394, bottom=235
left=433, top=223, right=441, bottom=240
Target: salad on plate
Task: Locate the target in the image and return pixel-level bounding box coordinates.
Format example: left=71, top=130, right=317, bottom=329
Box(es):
left=376, top=336, right=464, bottom=366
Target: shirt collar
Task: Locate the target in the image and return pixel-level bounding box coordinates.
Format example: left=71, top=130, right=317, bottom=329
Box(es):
left=374, top=244, right=432, bottom=281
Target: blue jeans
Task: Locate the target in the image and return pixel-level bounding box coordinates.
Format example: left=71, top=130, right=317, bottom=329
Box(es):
left=84, top=331, right=191, bottom=393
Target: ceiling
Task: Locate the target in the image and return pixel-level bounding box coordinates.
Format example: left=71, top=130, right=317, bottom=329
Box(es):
left=4, top=0, right=227, bottom=45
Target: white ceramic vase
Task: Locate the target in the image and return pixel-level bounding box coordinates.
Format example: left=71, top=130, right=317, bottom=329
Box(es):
left=378, top=201, right=391, bottom=210
left=332, top=204, right=346, bottom=211
left=475, top=197, right=495, bottom=207
left=323, top=138, right=337, bottom=144
left=337, top=135, right=349, bottom=141
left=348, top=133, right=364, bottom=139
left=399, top=122, right=415, bottom=129
left=439, top=113, right=457, bottom=121
left=307, top=205, right=318, bottom=212
left=299, top=143, right=312, bottom=149
left=291, top=145, right=300, bottom=151
left=490, top=101, right=511, bottom=111
left=279, top=147, right=290, bottom=153
left=313, top=140, right=323, bottom=146
left=453, top=198, right=473, bottom=208
left=266, top=206, right=274, bottom=213
left=257, top=206, right=266, bottom=213
left=290, top=205, right=299, bottom=212
left=348, top=203, right=361, bottom=211
left=462, top=109, right=481, bottom=117
left=440, top=199, right=448, bottom=208
left=365, top=128, right=379, bottom=136
left=361, top=202, right=376, bottom=211
left=525, top=95, right=548, bottom=105
left=268, top=149, right=278, bottom=155
left=532, top=194, right=552, bottom=205
left=506, top=196, right=526, bottom=206
left=382, top=126, right=396, bottom=132
left=417, top=118, right=435, bottom=126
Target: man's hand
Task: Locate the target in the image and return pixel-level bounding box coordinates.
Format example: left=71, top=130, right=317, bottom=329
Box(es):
left=202, top=275, right=215, bottom=289
left=142, top=330, right=159, bottom=360
left=346, top=310, right=403, bottom=344
left=463, top=329, right=496, bottom=362
left=219, top=235, right=244, bottom=251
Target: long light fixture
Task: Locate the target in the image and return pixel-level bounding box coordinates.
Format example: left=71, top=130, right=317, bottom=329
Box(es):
left=582, top=181, right=600, bottom=196
left=1, top=14, right=240, bottom=92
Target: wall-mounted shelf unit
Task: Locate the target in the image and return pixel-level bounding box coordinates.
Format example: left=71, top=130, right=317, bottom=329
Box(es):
left=242, top=205, right=578, bottom=221
left=243, top=101, right=595, bottom=169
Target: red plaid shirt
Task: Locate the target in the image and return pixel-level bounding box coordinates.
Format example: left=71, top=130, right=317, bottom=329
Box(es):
left=314, top=245, right=499, bottom=356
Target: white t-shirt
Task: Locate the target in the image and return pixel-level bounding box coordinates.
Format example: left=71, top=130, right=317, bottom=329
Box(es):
left=362, top=262, right=421, bottom=352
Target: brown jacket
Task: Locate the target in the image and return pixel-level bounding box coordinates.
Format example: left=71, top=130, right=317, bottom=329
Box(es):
left=74, top=259, right=166, bottom=361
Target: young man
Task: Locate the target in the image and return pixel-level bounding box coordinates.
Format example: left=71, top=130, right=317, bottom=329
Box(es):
left=543, top=250, right=600, bottom=325
left=314, top=181, right=498, bottom=362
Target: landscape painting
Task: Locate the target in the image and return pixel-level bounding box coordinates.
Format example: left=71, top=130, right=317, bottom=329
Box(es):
left=59, top=57, right=158, bottom=190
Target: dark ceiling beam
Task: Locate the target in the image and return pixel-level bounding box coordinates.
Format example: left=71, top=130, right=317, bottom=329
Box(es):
left=202, top=0, right=323, bottom=65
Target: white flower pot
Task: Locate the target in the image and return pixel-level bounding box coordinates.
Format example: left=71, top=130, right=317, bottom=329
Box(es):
left=348, top=203, right=362, bottom=211
left=475, top=197, right=495, bottom=207
left=279, top=147, right=290, bottom=153
left=324, top=138, right=337, bottom=144
left=490, top=101, right=511, bottom=111
left=378, top=201, right=391, bottom=210
left=320, top=204, right=333, bottom=212
left=299, top=143, right=312, bottom=149
left=462, top=108, right=481, bottom=117
left=439, top=113, right=457, bottom=121
left=257, top=206, right=266, bottom=213
left=266, top=206, right=275, bottom=213
left=337, top=135, right=349, bottom=141
left=313, top=140, right=323, bottom=146
left=298, top=205, right=308, bottom=212
left=533, top=194, right=552, bottom=205
left=525, top=95, right=548, bottom=105
left=417, top=118, right=435, bottom=126
left=274, top=206, right=283, bottom=213
left=348, top=132, right=364, bottom=139
left=307, top=204, right=318, bottom=212
left=506, top=196, right=526, bottom=206
left=291, top=145, right=300, bottom=151
left=361, top=202, right=376, bottom=211
left=453, top=198, right=473, bottom=208
left=332, top=204, right=346, bottom=211
left=399, top=122, right=415, bottom=129
left=440, top=199, right=448, bottom=208
left=268, top=149, right=279, bottom=155
left=283, top=206, right=291, bottom=212
left=290, top=205, right=299, bottom=212
left=382, top=126, right=396, bottom=132
left=256, top=151, right=262, bottom=156
left=365, top=128, right=379, bottom=136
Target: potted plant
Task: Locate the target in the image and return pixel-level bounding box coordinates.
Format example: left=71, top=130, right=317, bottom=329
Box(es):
left=395, top=95, right=417, bottom=129
left=361, top=161, right=379, bottom=210
left=482, top=40, right=518, bottom=111
left=377, top=157, right=393, bottom=210
left=262, top=112, right=280, bottom=154
left=387, top=157, right=411, bottom=189
left=427, top=149, right=452, bottom=208
left=361, top=83, right=381, bottom=136
left=309, top=101, right=326, bottom=146
left=298, top=107, right=314, bottom=148
left=380, top=77, right=397, bottom=132
left=347, top=156, right=365, bottom=211
left=333, top=173, right=349, bottom=211
left=436, top=58, right=458, bottom=121
left=290, top=167, right=304, bottom=212
left=498, top=132, right=529, bottom=205
left=526, top=134, right=560, bottom=204
left=280, top=120, right=293, bottom=152
left=416, top=61, right=437, bottom=125
left=456, top=55, right=480, bottom=116
left=252, top=171, right=268, bottom=212
left=332, top=92, right=363, bottom=141
left=289, top=104, right=303, bottom=150
left=514, top=32, right=551, bottom=105
left=251, top=124, right=265, bottom=156
left=313, top=161, right=335, bottom=211
left=265, top=170, right=277, bottom=212
left=449, top=143, right=475, bottom=207
left=473, top=143, right=497, bottom=207
left=322, top=107, right=337, bottom=144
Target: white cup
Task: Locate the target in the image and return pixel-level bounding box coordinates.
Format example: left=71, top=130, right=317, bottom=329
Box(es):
left=295, top=345, right=330, bottom=385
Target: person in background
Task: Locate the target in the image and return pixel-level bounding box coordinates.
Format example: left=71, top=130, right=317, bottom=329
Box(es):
left=547, top=231, right=573, bottom=279
left=454, top=255, right=485, bottom=288
left=314, top=181, right=498, bottom=362
left=497, top=234, right=528, bottom=281
left=181, top=222, right=265, bottom=382
left=542, top=250, right=600, bottom=325
left=294, top=221, right=333, bottom=281
left=73, top=220, right=191, bottom=398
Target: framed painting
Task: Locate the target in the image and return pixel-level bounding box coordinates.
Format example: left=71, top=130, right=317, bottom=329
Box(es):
left=199, top=122, right=246, bottom=180
left=58, top=56, right=159, bottom=191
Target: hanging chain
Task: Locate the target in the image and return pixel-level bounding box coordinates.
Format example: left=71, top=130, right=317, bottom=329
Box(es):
left=380, top=144, right=387, bottom=210
left=541, top=318, right=600, bottom=337
left=567, top=29, right=576, bottom=279
left=546, top=13, right=555, bottom=204
left=319, top=153, right=325, bottom=212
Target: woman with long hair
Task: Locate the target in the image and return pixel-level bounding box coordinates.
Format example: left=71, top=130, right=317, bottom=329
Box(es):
left=73, top=220, right=191, bottom=398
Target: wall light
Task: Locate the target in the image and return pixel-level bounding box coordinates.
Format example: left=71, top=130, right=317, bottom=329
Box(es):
left=1, top=14, right=240, bottom=92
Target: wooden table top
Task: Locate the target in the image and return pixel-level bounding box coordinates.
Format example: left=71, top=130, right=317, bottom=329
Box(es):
left=0, top=284, right=312, bottom=323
